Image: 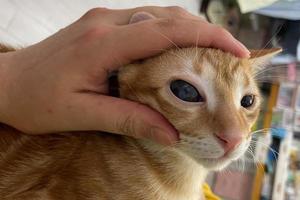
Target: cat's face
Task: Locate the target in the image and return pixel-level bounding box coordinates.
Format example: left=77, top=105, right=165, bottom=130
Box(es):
left=119, top=47, right=280, bottom=170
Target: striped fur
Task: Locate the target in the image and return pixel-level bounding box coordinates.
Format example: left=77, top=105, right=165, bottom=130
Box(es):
left=0, top=46, right=280, bottom=200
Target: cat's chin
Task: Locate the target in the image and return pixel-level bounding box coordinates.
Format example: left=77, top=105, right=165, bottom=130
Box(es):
left=178, top=137, right=251, bottom=170
left=175, top=147, right=239, bottom=171
left=189, top=146, right=248, bottom=171
left=197, top=157, right=233, bottom=170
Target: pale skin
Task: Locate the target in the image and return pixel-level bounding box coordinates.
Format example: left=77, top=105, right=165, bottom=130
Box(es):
left=0, top=6, right=249, bottom=145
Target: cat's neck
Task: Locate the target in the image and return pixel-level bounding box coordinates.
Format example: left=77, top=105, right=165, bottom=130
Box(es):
left=137, top=139, right=208, bottom=199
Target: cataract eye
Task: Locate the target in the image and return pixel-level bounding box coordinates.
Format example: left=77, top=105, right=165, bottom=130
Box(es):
left=170, top=80, right=204, bottom=102
left=241, top=95, right=255, bottom=108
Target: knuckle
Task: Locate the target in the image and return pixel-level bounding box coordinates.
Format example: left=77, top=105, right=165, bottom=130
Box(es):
left=155, top=18, right=178, bottom=29
left=167, top=6, right=186, bottom=13
left=117, top=114, right=137, bottom=138
left=116, top=103, right=148, bottom=138
left=215, top=26, right=231, bottom=36
left=81, top=7, right=110, bottom=20
left=167, top=6, right=188, bottom=17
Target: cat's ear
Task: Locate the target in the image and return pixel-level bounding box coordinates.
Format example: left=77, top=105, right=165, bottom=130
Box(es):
left=249, top=48, right=282, bottom=68
left=129, top=12, right=156, bottom=24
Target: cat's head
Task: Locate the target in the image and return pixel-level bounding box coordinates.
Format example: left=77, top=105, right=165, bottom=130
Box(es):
left=119, top=47, right=280, bottom=170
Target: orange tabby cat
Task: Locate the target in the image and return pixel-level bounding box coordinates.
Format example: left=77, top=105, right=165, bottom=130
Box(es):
left=0, top=42, right=280, bottom=200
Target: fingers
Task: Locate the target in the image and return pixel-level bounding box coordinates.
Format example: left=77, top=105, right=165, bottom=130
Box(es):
left=81, top=6, right=249, bottom=71
left=98, top=18, right=249, bottom=70
left=208, top=25, right=250, bottom=58
left=82, top=6, right=197, bottom=25
left=59, top=94, right=179, bottom=146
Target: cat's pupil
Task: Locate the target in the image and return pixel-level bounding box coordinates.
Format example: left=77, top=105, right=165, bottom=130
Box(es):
left=170, top=80, right=203, bottom=102
left=241, top=95, right=254, bottom=108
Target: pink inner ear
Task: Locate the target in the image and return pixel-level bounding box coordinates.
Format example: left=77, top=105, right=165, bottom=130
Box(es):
left=129, top=11, right=156, bottom=24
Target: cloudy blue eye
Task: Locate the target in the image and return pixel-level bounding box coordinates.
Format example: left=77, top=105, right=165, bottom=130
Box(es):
left=170, top=80, right=203, bottom=102
left=241, top=95, right=255, bottom=108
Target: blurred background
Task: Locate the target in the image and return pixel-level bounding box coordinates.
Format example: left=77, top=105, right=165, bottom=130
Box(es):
left=0, top=0, right=299, bottom=200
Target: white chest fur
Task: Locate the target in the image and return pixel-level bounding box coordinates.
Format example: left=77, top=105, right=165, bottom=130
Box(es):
left=140, top=141, right=208, bottom=200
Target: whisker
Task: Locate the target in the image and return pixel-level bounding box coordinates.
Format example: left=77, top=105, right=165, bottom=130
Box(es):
left=146, top=27, right=180, bottom=51
left=250, top=128, right=275, bottom=135
left=246, top=148, right=264, bottom=170
left=254, top=65, right=288, bottom=77
left=250, top=140, right=278, bottom=165
left=255, top=75, right=285, bottom=80
left=252, top=140, right=279, bottom=156
left=151, top=48, right=188, bottom=61
left=250, top=23, right=284, bottom=66
left=241, top=156, right=245, bottom=172
left=193, top=29, right=201, bottom=62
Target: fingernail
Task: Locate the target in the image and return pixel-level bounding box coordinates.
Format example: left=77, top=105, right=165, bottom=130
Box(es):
left=129, top=12, right=156, bottom=24
left=235, top=40, right=250, bottom=58
left=149, top=127, right=178, bottom=146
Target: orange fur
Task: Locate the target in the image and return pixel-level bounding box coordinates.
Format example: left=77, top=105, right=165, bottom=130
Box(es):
left=0, top=46, right=279, bottom=200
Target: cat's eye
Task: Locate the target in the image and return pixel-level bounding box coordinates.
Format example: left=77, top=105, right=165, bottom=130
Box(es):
left=170, top=80, right=203, bottom=102
left=241, top=95, right=255, bottom=108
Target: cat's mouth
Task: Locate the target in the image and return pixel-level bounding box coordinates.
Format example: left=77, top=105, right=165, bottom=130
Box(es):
left=196, top=147, right=247, bottom=170
left=179, top=134, right=250, bottom=170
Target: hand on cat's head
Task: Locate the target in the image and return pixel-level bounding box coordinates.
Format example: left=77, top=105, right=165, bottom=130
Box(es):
left=0, top=6, right=249, bottom=146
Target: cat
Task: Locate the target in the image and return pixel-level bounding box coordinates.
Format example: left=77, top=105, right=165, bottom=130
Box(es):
left=0, top=41, right=281, bottom=199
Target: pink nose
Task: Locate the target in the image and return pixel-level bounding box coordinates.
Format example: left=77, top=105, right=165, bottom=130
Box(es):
left=214, top=132, right=243, bottom=153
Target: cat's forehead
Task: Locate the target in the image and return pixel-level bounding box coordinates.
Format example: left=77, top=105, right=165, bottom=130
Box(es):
left=164, top=48, right=252, bottom=85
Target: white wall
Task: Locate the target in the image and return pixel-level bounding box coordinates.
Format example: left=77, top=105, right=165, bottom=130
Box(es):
left=0, top=0, right=201, bottom=46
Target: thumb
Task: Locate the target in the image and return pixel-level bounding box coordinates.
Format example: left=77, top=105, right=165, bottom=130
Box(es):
left=64, top=94, right=179, bottom=146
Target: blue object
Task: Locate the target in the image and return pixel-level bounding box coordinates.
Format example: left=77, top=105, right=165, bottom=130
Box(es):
left=271, top=127, right=286, bottom=139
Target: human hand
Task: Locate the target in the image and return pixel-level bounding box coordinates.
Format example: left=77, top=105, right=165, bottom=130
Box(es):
left=0, top=6, right=249, bottom=145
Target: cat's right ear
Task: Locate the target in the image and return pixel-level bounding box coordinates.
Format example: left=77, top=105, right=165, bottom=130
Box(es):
left=129, top=11, right=156, bottom=24
left=249, top=48, right=282, bottom=68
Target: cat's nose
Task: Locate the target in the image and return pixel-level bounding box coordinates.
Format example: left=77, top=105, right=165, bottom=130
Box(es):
left=214, top=132, right=242, bottom=154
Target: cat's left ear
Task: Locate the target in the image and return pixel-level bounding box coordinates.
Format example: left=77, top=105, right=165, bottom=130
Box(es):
left=249, top=48, right=282, bottom=68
